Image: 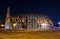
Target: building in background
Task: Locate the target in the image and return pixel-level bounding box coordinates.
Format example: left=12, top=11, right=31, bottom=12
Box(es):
left=5, top=7, right=53, bottom=30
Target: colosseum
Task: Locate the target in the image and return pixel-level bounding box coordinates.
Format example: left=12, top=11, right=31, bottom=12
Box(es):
left=5, top=7, right=53, bottom=30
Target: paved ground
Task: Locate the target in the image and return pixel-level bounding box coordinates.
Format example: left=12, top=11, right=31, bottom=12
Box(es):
left=0, top=30, right=60, bottom=39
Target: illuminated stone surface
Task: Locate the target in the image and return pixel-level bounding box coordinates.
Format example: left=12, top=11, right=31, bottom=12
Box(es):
left=5, top=7, right=53, bottom=30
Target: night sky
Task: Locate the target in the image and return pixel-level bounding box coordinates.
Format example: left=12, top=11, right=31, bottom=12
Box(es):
left=0, top=0, right=59, bottom=24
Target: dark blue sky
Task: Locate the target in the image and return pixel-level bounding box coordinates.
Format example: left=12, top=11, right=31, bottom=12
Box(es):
left=0, top=0, right=59, bottom=24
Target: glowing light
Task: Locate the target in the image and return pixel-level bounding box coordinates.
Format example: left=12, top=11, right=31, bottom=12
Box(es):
left=41, top=23, right=47, bottom=26
left=58, top=22, right=60, bottom=25
left=1, top=24, right=4, bottom=27
left=13, top=23, right=16, bottom=27
left=41, top=23, right=48, bottom=29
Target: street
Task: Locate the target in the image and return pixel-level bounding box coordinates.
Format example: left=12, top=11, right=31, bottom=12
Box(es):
left=0, top=30, right=60, bottom=39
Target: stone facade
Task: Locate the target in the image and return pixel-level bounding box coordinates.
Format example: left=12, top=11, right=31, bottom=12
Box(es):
left=5, top=7, right=53, bottom=30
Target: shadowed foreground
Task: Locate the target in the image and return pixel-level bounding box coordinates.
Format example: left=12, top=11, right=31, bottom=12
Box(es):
left=0, top=30, right=60, bottom=39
